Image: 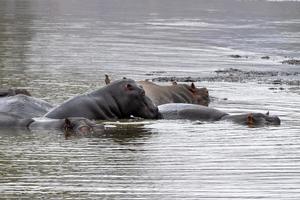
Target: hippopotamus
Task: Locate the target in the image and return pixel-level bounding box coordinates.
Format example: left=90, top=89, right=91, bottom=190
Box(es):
left=158, top=103, right=280, bottom=127
left=0, top=88, right=31, bottom=97
left=138, top=81, right=209, bottom=106
left=0, top=112, right=104, bottom=136
left=0, top=94, right=53, bottom=119
left=45, top=79, right=159, bottom=120
left=30, top=117, right=104, bottom=136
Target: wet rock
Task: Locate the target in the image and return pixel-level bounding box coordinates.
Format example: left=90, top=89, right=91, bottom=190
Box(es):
left=287, top=80, right=300, bottom=86
left=281, top=59, right=300, bottom=65
left=272, top=80, right=282, bottom=85
left=145, top=71, right=166, bottom=76
left=261, top=56, right=270, bottom=59
left=229, top=54, right=242, bottom=58
left=152, top=68, right=300, bottom=86
left=215, top=68, right=242, bottom=74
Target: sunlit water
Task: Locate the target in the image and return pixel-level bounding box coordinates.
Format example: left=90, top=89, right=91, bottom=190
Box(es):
left=0, top=0, right=300, bottom=199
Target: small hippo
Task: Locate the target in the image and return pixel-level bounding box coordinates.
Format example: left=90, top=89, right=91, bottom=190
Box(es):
left=138, top=81, right=209, bottom=106
left=45, top=79, right=160, bottom=120
left=158, top=103, right=280, bottom=127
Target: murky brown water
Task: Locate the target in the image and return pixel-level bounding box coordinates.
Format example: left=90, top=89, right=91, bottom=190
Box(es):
left=1, top=0, right=300, bottom=199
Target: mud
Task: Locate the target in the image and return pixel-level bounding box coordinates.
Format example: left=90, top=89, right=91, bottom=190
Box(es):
left=282, top=59, right=300, bottom=65
left=152, top=68, right=300, bottom=86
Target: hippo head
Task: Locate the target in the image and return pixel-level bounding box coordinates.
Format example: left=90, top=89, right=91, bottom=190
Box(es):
left=111, top=79, right=159, bottom=119
left=63, top=117, right=104, bottom=137
left=246, top=112, right=281, bottom=127
left=185, top=83, right=209, bottom=106
left=230, top=112, right=281, bottom=127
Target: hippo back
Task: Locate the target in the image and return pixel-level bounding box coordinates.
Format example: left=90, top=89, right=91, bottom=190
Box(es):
left=139, top=81, right=209, bottom=106
left=45, top=79, right=159, bottom=120
left=158, top=103, right=227, bottom=121
left=0, top=94, right=53, bottom=118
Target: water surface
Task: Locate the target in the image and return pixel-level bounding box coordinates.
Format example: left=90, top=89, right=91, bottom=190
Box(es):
left=0, top=0, right=300, bottom=199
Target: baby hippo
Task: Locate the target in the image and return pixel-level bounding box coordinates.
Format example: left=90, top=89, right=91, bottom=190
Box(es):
left=158, top=103, right=280, bottom=127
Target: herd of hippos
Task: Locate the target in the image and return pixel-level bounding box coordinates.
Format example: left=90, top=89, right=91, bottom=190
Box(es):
left=0, top=76, right=280, bottom=137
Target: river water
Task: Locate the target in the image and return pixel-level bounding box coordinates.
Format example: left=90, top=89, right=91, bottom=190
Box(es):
left=0, top=0, right=300, bottom=199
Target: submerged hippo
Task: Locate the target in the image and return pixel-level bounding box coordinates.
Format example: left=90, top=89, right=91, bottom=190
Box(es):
left=45, top=79, right=159, bottom=120
left=0, top=88, right=31, bottom=97
left=30, top=117, right=104, bottom=136
left=0, top=94, right=53, bottom=119
left=158, top=103, right=280, bottom=127
left=0, top=112, right=104, bottom=136
left=138, top=81, right=209, bottom=106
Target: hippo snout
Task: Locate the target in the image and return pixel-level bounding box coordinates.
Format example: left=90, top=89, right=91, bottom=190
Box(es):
left=266, top=115, right=281, bottom=125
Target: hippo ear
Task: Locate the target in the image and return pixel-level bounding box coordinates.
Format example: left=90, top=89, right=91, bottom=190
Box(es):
left=266, top=111, right=269, bottom=116
left=125, top=83, right=134, bottom=91
left=191, top=83, right=196, bottom=89
left=189, top=83, right=197, bottom=93
left=172, top=81, right=177, bottom=85
left=247, top=113, right=254, bottom=127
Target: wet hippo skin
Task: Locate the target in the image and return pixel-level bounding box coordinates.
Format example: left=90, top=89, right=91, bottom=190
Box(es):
left=0, top=94, right=54, bottom=119
left=158, top=103, right=280, bottom=127
left=45, top=79, right=159, bottom=120
left=138, top=81, right=209, bottom=106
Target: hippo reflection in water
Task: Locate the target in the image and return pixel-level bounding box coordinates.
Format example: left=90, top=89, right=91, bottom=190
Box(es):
left=158, top=103, right=280, bottom=127
left=0, top=112, right=104, bottom=136
left=45, top=79, right=160, bottom=120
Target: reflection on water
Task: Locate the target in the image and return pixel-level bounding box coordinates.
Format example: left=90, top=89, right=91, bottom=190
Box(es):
left=0, top=0, right=300, bottom=199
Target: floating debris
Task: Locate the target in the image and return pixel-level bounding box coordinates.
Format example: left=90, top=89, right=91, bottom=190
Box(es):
left=261, top=56, right=270, bottom=59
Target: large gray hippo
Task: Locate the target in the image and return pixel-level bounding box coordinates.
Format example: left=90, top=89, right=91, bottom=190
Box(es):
left=0, top=94, right=53, bottom=119
left=0, top=88, right=31, bottom=97
left=158, top=103, right=280, bottom=127
left=138, top=81, right=209, bottom=106
left=0, top=112, right=104, bottom=136
left=45, top=79, right=159, bottom=120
